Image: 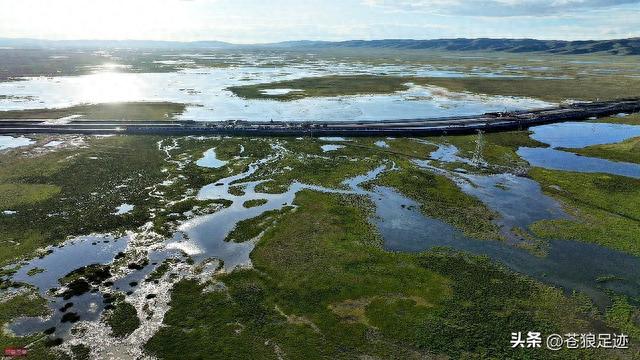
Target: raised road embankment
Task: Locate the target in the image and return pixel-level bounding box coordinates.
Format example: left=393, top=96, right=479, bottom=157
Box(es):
left=1, top=98, right=639, bottom=137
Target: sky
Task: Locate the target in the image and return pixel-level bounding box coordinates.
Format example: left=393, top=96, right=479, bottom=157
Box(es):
left=0, top=0, right=639, bottom=43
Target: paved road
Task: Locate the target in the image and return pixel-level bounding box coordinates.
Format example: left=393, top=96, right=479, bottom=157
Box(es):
left=1, top=98, right=639, bottom=137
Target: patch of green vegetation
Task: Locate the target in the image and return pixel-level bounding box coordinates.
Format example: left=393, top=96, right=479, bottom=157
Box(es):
left=0, top=102, right=186, bottom=120
left=383, top=138, right=436, bottom=158
left=0, top=292, right=62, bottom=359
left=370, top=250, right=604, bottom=359
left=529, top=168, right=640, bottom=255
left=0, top=184, right=60, bottom=209
left=0, top=135, right=167, bottom=265
left=512, top=227, right=549, bottom=257
left=416, top=76, right=640, bottom=101
left=565, top=137, right=640, bottom=164
left=593, top=113, right=640, bottom=125
left=57, top=264, right=112, bottom=301
left=228, top=75, right=412, bottom=100
left=432, top=130, right=546, bottom=171
left=229, top=71, right=640, bottom=103
left=146, top=259, right=176, bottom=283
left=242, top=199, right=268, bottom=208
left=147, top=191, right=451, bottom=359
left=226, top=207, right=293, bottom=243
left=105, top=294, right=140, bottom=338
left=595, top=275, right=625, bottom=283
left=606, top=296, right=640, bottom=341
left=147, top=190, right=614, bottom=359
left=70, top=345, right=91, bottom=360
left=378, top=162, right=502, bottom=240
left=27, top=267, right=45, bottom=276
left=228, top=185, right=246, bottom=196
left=60, top=264, right=111, bottom=286
left=250, top=138, right=380, bottom=193
left=145, top=278, right=289, bottom=359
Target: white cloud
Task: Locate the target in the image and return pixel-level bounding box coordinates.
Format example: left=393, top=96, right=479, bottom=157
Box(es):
left=363, top=0, right=640, bottom=16
left=0, top=0, right=638, bottom=41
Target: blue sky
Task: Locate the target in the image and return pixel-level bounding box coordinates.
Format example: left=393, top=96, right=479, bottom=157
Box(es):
left=1, top=0, right=638, bottom=42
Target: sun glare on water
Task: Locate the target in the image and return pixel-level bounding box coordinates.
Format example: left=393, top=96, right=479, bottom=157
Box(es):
left=74, top=71, right=144, bottom=104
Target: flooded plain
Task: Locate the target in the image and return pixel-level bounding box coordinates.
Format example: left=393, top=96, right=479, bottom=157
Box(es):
left=518, top=122, right=640, bottom=178
left=9, top=234, right=129, bottom=337
left=529, top=122, right=640, bottom=148
left=2, top=120, right=640, bottom=350
left=0, top=55, right=552, bottom=122
left=2, top=50, right=640, bottom=358
left=0, top=135, right=34, bottom=151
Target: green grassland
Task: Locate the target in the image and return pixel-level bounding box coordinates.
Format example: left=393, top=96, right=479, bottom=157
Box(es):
left=249, top=138, right=383, bottom=193
left=377, top=161, right=502, bottom=240
left=1, top=131, right=640, bottom=358
left=529, top=168, right=640, bottom=256
left=226, top=207, right=293, bottom=243
left=606, top=296, right=640, bottom=341
left=434, top=130, right=547, bottom=171
left=146, top=190, right=615, bottom=359
left=593, top=113, right=640, bottom=125
left=0, top=184, right=60, bottom=209
left=0, top=292, right=61, bottom=359
left=227, top=72, right=640, bottom=102
left=0, top=49, right=212, bottom=81
left=105, top=295, right=140, bottom=338
left=0, top=135, right=167, bottom=265
left=228, top=75, right=412, bottom=100
left=565, top=137, right=640, bottom=164
left=418, top=76, right=640, bottom=102
left=0, top=102, right=186, bottom=120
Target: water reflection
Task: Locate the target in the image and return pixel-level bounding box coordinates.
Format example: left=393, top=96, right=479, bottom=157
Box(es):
left=518, top=122, right=640, bottom=178
left=0, top=135, right=34, bottom=151
left=0, top=66, right=551, bottom=122
left=409, top=142, right=640, bottom=306
left=529, top=122, right=640, bottom=148
left=321, top=144, right=345, bottom=152
left=7, top=234, right=129, bottom=337
left=517, top=147, right=640, bottom=179
left=195, top=148, right=228, bottom=169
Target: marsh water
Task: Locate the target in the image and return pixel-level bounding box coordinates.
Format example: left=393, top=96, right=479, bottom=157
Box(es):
left=195, top=148, right=228, bottom=169
left=9, top=235, right=129, bottom=337
left=518, top=122, right=640, bottom=178
left=0, top=56, right=552, bottom=122
left=0, top=135, right=34, bottom=151
left=4, top=119, right=640, bottom=338
left=517, top=147, right=640, bottom=178
left=529, top=122, right=640, bottom=148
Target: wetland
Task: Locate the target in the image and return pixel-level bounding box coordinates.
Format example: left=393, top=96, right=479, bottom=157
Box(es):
left=1, top=48, right=640, bottom=359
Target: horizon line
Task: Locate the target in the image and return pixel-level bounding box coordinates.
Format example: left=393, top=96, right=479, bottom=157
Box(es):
left=1, top=36, right=639, bottom=46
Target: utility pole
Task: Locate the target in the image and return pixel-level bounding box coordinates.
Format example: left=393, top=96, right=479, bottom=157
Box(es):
left=472, top=130, right=484, bottom=166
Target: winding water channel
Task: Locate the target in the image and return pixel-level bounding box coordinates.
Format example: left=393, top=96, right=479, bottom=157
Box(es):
left=5, top=120, right=640, bottom=338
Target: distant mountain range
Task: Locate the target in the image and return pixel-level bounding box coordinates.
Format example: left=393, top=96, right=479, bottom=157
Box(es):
left=276, top=38, right=640, bottom=55
left=1, top=37, right=639, bottom=55
left=0, top=38, right=231, bottom=50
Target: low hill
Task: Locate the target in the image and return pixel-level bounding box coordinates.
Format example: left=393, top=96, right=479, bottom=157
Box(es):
left=279, top=38, right=640, bottom=55
left=1, top=37, right=638, bottom=55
